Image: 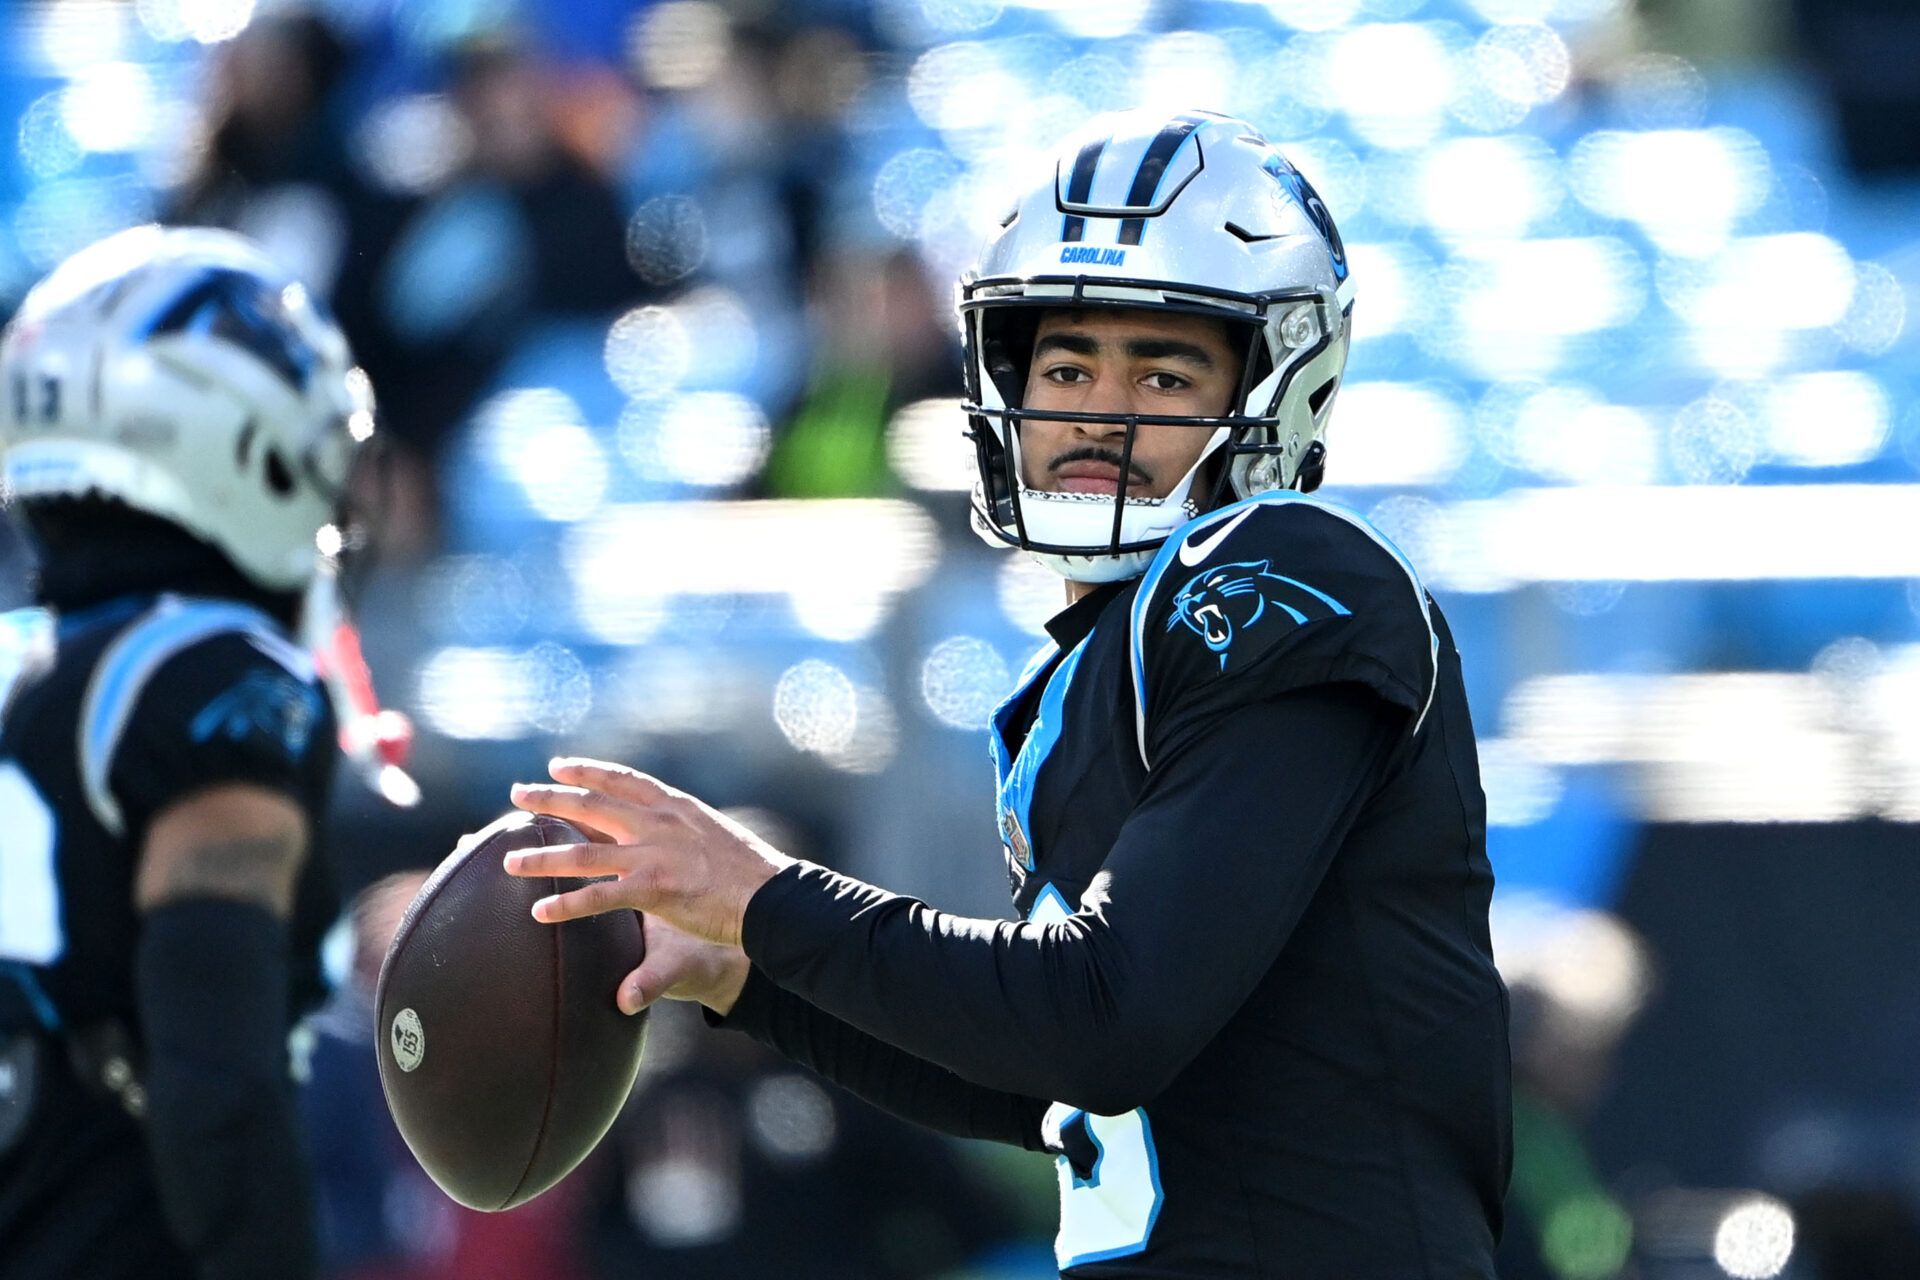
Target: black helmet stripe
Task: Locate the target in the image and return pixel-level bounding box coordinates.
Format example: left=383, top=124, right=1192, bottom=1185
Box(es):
left=1118, top=114, right=1207, bottom=246
left=1059, top=135, right=1109, bottom=243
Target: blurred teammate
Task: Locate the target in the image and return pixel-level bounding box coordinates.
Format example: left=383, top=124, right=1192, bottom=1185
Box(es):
left=506, top=110, right=1510, bottom=1277
left=0, top=227, right=374, bottom=1279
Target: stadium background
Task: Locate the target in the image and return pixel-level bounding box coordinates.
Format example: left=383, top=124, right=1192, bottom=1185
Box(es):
left=2, top=0, right=1918, bottom=1275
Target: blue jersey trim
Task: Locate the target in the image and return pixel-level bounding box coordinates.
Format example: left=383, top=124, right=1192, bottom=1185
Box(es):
left=0, top=962, right=61, bottom=1031
left=1025, top=882, right=1074, bottom=924
left=1263, top=571, right=1350, bottom=617
left=996, top=634, right=1093, bottom=873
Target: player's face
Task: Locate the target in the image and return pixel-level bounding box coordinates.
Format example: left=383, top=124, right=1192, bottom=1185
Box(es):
left=1019, top=309, right=1243, bottom=500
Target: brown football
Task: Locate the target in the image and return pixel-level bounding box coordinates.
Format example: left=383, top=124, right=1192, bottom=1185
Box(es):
left=374, top=809, right=647, bottom=1211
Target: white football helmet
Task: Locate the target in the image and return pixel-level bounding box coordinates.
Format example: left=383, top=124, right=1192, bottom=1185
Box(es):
left=962, top=109, right=1356, bottom=582
left=0, top=225, right=369, bottom=593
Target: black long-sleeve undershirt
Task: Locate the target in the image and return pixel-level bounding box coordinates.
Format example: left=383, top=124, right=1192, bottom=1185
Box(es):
left=716, top=682, right=1400, bottom=1130
left=714, top=968, right=1053, bottom=1150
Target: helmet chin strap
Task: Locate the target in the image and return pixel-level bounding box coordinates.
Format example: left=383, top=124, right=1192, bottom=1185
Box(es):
left=1029, top=546, right=1160, bottom=585
left=1014, top=424, right=1232, bottom=584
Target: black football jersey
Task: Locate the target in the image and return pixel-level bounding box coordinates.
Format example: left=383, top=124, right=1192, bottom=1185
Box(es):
left=988, top=492, right=1507, bottom=1275
left=0, top=593, right=337, bottom=1035
left=730, top=491, right=1510, bottom=1279
left=0, top=592, right=340, bottom=1280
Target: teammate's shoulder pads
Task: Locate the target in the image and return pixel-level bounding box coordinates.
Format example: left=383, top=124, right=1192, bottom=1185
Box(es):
left=1128, top=493, right=1438, bottom=766
left=80, top=595, right=325, bottom=836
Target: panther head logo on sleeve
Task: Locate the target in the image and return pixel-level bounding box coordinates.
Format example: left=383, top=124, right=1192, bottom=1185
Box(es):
left=1167, top=560, right=1351, bottom=670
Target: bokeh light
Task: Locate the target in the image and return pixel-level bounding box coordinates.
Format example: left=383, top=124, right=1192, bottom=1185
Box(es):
left=60, top=63, right=153, bottom=153
left=356, top=96, right=471, bottom=196
left=873, top=148, right=965, bottom=240
left=1326, top=23, right=1455, bottom=149
left=1477, top=740, right=1563, bottom=827
left=626, top=195, right=709, bottom=287
left=1568, top=128, right=1771, bottom=256
left=997, top=557, right=1062, bottom=635
left=18, top=92, right=84, bottom=181
left=1418, top=135, right=1561, bottom=242
left=606, top=306, right=692, bottom=400
left=630, top=391, right=771, bottom=489
left=887, top=398, right=973, bottom=493
left=631, top=1, right=732, bottom=91
left=0, top=10, right=1916, bottom=1276
left=1713, top=1198, right=1794, bottom=1280
left=1510, top=386, right=1659, bottom=486
left=34, top=0, right=132, bottom=73
left=476, top=389, right=609, bottom=522
left=178, top=0, right=256, bottom=45
left=416, top=646, right=536, bottom=740
left=773, top=658, right=860, bottom=755
left=920, top=636, right=1011, bottom=730
left=1763, top=372, right=1890, bottom=468
left=1331, top=382, right=1468, bottom=487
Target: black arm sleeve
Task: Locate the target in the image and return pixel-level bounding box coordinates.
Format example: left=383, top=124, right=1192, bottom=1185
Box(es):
left=742, top=683, right=1399, bottom=1116
left=708, top=967, right=1051, bottom=1151
left=135, top=899, right=318, bottom=1280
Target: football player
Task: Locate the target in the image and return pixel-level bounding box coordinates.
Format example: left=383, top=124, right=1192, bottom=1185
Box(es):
left=0, top=227, right=374, bottom=1279
left=507, top=110, right=1510, bottom=1277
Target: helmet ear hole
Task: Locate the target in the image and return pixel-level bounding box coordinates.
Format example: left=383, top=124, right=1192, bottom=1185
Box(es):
left=1308, top=378, right=1337, bottom=416
left=265, top=447, right=296, bottom=496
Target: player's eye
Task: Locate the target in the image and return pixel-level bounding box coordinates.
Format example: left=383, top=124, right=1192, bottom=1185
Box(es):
left=1043, top=365, right=1091, bottom=385
left=1142, top=371, right=1191, bottom=391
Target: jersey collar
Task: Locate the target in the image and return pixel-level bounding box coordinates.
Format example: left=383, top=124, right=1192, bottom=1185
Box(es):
left=1044, top=579, right=1128, bottom=651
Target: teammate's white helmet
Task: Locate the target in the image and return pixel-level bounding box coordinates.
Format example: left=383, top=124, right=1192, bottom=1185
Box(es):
left=0, top=225, right=368, bottom=592
left=962, top=109, right=1356, bottom=582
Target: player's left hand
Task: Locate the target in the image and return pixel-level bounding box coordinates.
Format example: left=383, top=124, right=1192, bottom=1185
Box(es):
left=502, top=758, right=795, bottom=949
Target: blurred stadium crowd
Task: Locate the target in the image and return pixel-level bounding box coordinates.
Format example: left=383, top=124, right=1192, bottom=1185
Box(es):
left=2, top=0, right=1919, bottom=1276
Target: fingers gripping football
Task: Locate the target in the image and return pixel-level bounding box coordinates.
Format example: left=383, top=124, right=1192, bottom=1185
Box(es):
left=504, top=757, right=795, bottom=949
left=618, top=915, right=750, bottom=1016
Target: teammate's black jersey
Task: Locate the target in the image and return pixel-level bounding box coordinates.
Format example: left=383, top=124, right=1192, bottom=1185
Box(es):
left=715, top=492, right=1511, bottom=1278
left=0, top=592, right=337, bottom=1276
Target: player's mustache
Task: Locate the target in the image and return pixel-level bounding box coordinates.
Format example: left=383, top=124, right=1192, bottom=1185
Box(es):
left=1047, top=445, right=1153, bottom=487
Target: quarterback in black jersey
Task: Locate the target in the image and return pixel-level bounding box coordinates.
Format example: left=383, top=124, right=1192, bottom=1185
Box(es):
left=504, top=110, right=1510, bottom=1278
left=0, top=228, right=374, bottom=1280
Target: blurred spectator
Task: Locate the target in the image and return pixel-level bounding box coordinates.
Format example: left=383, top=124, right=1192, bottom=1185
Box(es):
left=1494, top=903, right=1647, bottom=1280
left=168, top=10, right=389, bottom=300
left=371, top=36, right=641, bottom=455
left=764, top=248, right=960, bottom=498
left=586, top=1003, right=1017, bottom=1280
left=301, top=872, right=426, bottom=1280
